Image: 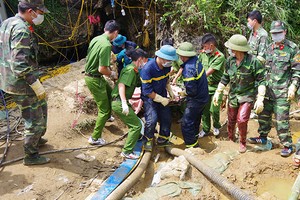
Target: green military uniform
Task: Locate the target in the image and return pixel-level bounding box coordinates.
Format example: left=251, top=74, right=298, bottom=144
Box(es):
left=85, top=33, right=112, bottom=140
left=258, top=39, right=300, bottom=147
left=248, top=26, right=269, bottom=63
left=221, top=54, right=266, bottom=107
left=0, top=14, right=48, bottom=162
left=111, top=64, right=142, bottom=154
left=199, top=49, right=225, bottom=134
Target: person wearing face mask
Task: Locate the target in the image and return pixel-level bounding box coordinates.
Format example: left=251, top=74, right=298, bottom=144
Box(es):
left=0, top=0, right=50, bottom=165
left=140, top=45, right=177, bottom=151
left=177, top=42, right=209, bottom=148
left=135, top=48, right=153, bottom=73
left=213, top=34, right=266, bottom=153
left=84, top=20, right=120, bottom=146
left=246, top=10, right=269, bottom=64
left=198, top=33, right=225, bottom=138
left=112, top=34, right=138, bottom=75
left=111, top=49, right=144, bottom=159
left=248, top=21, right=300, bottom=157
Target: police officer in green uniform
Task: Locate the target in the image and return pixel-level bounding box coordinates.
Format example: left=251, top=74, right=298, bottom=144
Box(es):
left=198, top=33, right=225, bottom=137
left=248, top=21, right=300, bottom=157
left=111, top=49, right=144, bottom=159
left=0, top=0, right=50, bottom=165
left=85, top=20, right=120, bottom=145
left=246, top=10, right=269, bottom=64
left=213, top=34, right=266, bottom=153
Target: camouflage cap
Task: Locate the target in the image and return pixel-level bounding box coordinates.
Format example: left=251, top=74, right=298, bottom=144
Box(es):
left=18, top=0, right=50, bottom=13
left=270, top=20, right=286, bottom=33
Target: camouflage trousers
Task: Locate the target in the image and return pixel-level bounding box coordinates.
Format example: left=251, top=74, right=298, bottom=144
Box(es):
left=258, top=97, right=292, bottom=147
left=12, top=94, right=47, bottom=156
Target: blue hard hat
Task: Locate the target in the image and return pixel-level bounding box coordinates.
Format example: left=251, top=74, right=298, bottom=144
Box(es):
left=113, top=34, right=127, bottom=46
left=155, top=45, right=178, bottom=61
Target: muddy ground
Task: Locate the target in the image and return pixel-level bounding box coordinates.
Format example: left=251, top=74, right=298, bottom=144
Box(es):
left=1, top=61, right=300, bottom=200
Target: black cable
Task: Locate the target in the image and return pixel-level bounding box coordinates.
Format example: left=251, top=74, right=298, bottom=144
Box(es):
left=0, top=90, right=10, bottom=165
left=0, top=133, right=128, bottom=167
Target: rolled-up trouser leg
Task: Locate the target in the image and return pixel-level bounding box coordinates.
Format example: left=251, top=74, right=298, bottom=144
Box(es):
left=237, top=102, right=252, bottom=145
left=227, top=104, right=238, bottom=141
left=12, top=94, right=47, bottom=156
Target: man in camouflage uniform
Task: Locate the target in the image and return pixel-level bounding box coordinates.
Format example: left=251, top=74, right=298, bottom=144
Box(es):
left=198, top=33, right=225, bottom=137
left=0, top=0, right=50, bottom=165
left=246, top=10, right=269, bottom=64
left=213, top=34, right=266, bottom=153
left=248, top=21, right=300, bottom=157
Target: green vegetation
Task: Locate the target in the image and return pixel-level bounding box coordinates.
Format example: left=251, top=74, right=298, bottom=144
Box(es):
left=157, top=0, right=300, bottom=45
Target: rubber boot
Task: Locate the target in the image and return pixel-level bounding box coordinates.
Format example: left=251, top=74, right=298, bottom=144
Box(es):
left=23, top=154, right=50, bottom=166
left=227, top=106, right=237, bottom=142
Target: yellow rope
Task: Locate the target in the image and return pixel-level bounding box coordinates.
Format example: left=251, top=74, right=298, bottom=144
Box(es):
left=65, top=0, right=73, bottom=29
left=125, top=0, right=139, bottom=33
left=3, top=0, right=15, bottom=15
left=115, top=0, right=144, bottom=9
left=35, top=32, right=69, bottom=60
left=86, top=1, right=91, bottom=43
left=69, top=0, right=85, bottom=41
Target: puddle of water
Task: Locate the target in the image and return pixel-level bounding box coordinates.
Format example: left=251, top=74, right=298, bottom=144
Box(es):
left=257, top=177, right=294, bottom=199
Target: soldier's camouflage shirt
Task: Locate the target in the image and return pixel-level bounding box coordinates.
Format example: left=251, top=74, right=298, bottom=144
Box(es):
left=0, top=14, right=39, bottom=95
left=220, top=54, right=266, bottom=107
left=265, top=39, right=300, bottom=99
left=248, top=26, right=268, bottom=62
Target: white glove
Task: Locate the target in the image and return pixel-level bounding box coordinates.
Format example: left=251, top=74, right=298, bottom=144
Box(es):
left=287, top=84, right=297, bottom=101
left=166, top=83, right=175, bottom=100
left=254, top=85, right=266, bottom=114
left=153, top=94, right=169, bottom=106
left=257, top=55, right=266, bottom=64
left=213, top=83, right=225, bottom=106
left=30, top=80, right=46, bottom=100
left=121, top=100, right=129, bottom=116
left=110, top=71, right=118, bottom=80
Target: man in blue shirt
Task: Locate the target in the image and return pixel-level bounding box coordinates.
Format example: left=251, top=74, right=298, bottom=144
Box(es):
left=177, top=42, right=209, bottom=148
left=140, top=45, right=177, bottom=151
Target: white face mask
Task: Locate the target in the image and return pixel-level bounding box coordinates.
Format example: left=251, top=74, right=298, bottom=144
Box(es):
left=162, top=61, right=172, bottom=68
left=228, top=49, right=235, bottom=57
left=140, top=62, right=146, bottom=68
left=271, top=33, right=285, bottom=43
left=204, top=49, right=212, bottom=54
left=32, top=11, right=45, bottom=25
left=247, top=22, right=253, bottom=30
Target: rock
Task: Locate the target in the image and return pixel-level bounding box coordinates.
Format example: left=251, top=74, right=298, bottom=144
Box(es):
left=75, top=153, right=96, bottom=162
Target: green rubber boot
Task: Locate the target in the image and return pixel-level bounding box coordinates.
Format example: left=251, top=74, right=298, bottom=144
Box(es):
left=23, top=155, right=50, bottom=166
